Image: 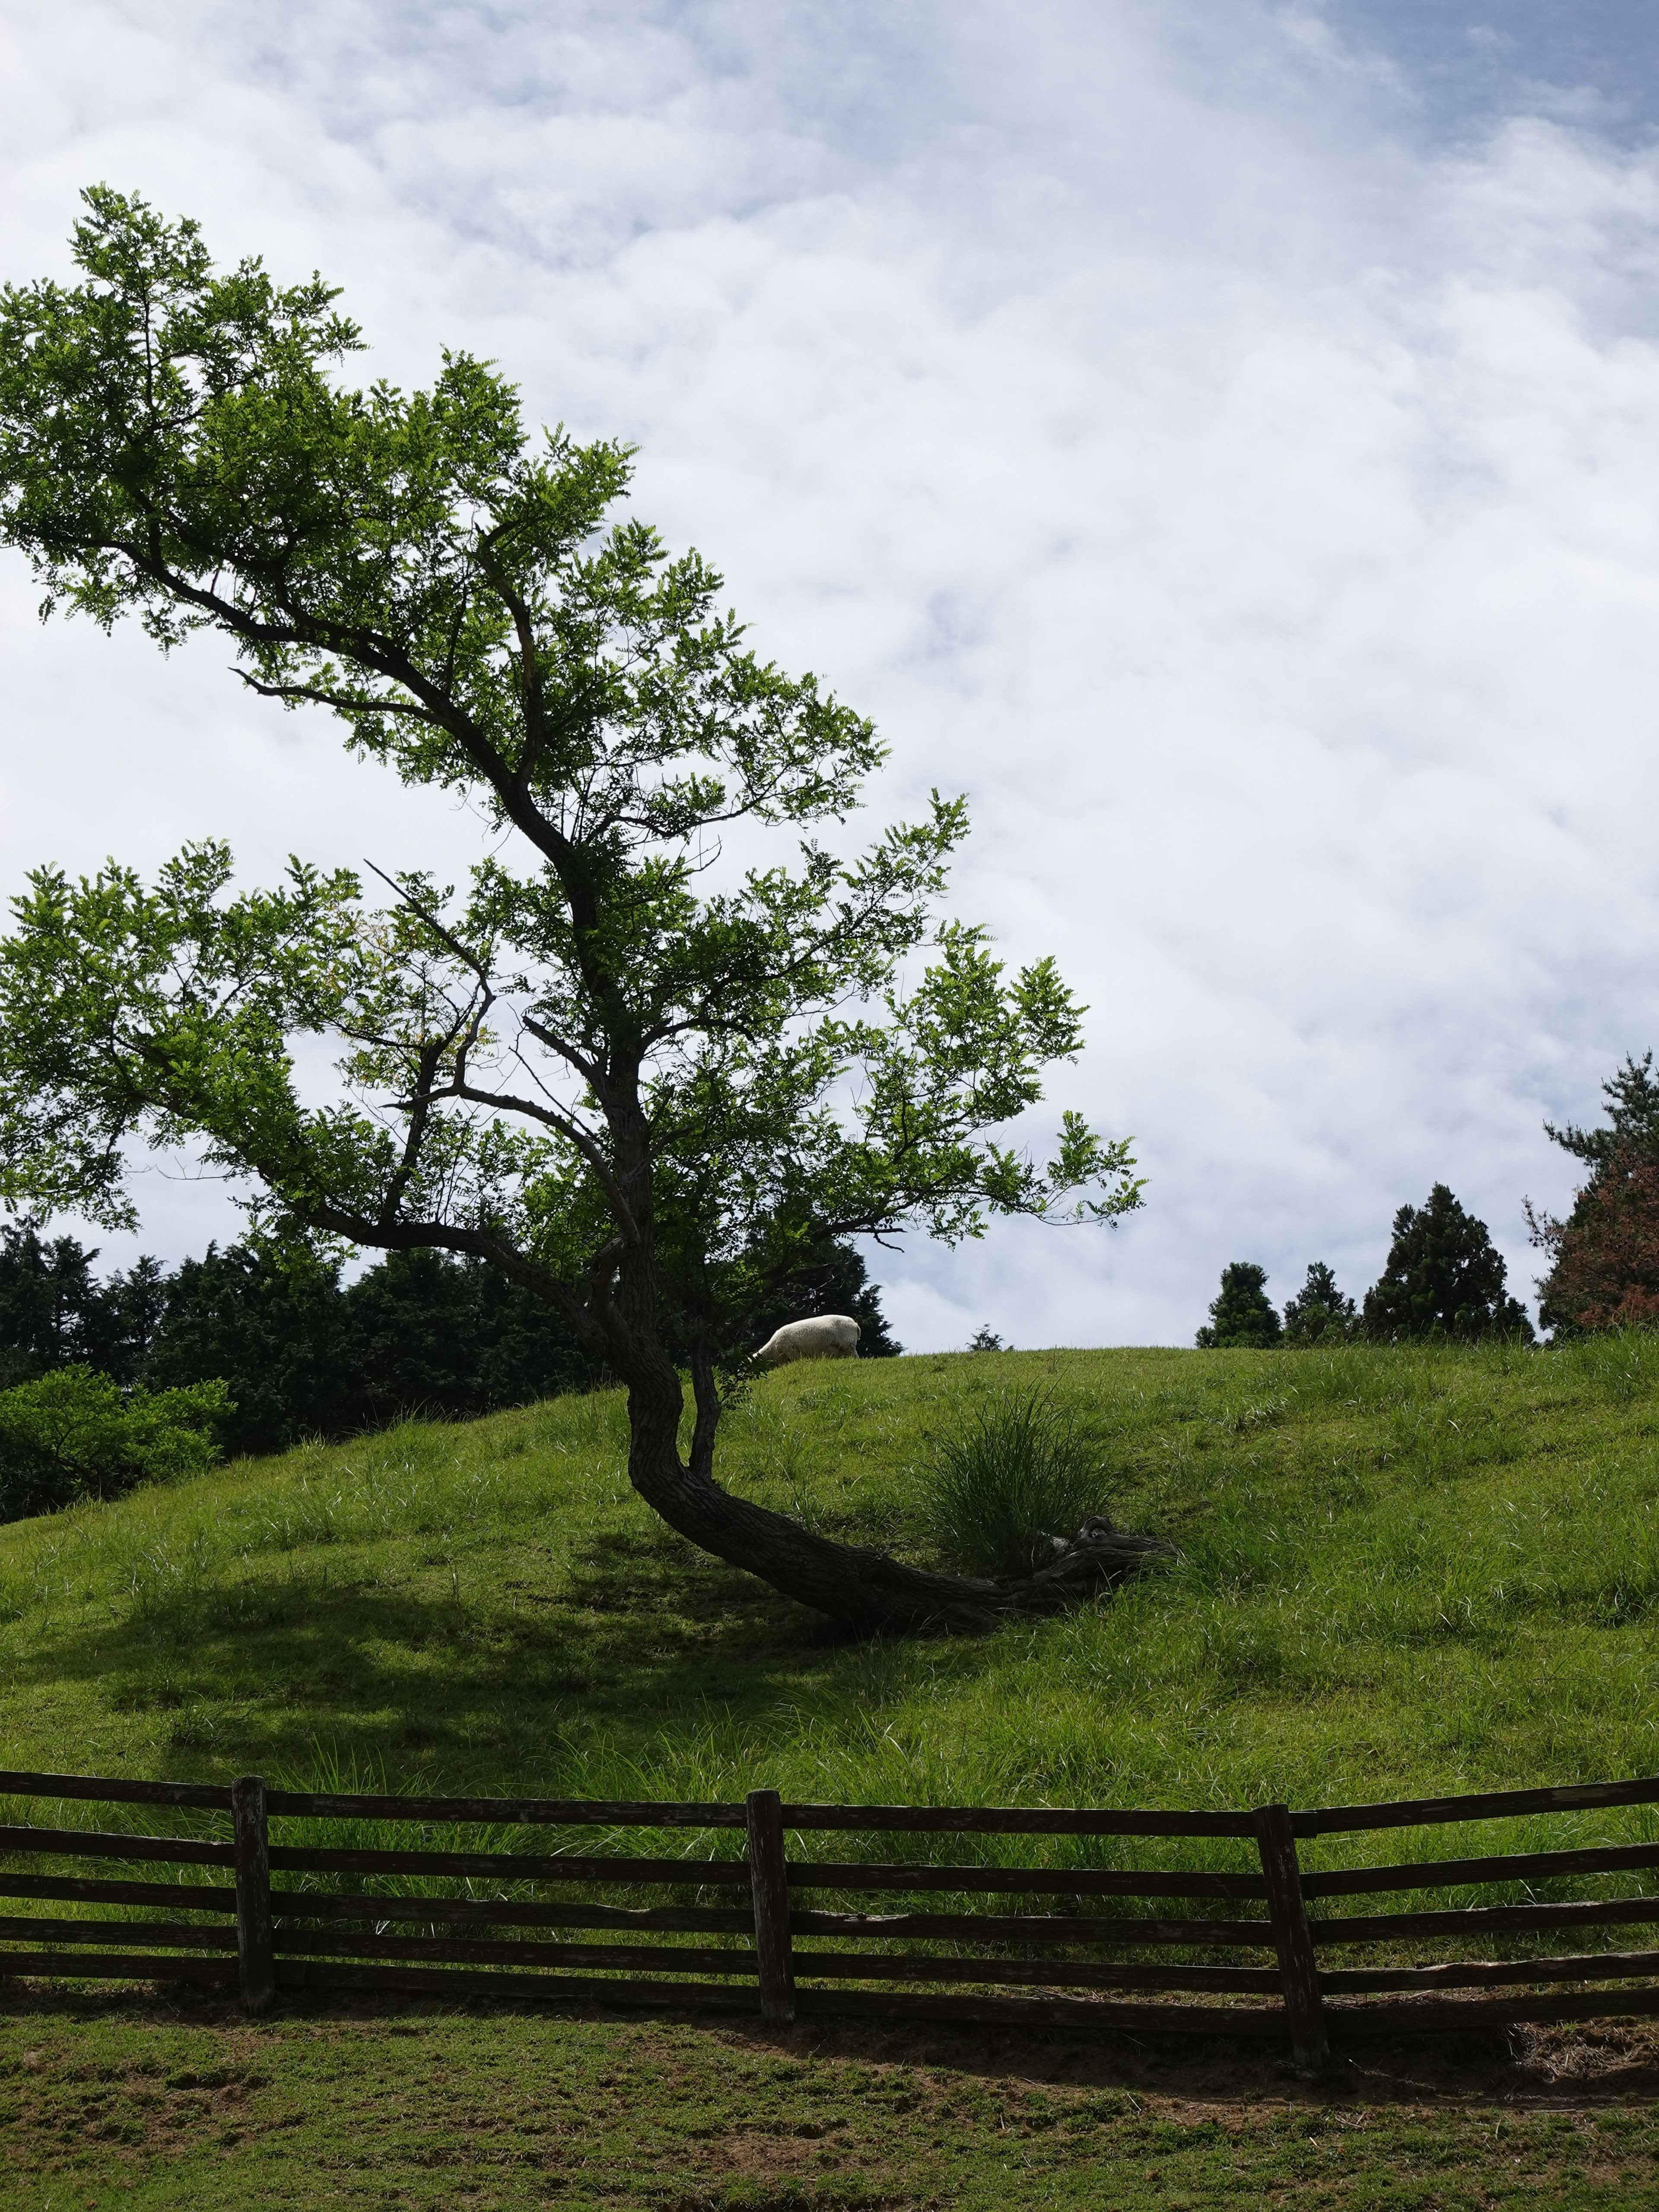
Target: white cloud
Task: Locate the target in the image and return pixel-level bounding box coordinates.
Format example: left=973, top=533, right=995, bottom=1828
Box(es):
left=2, top=1, right=1657, bottom=1344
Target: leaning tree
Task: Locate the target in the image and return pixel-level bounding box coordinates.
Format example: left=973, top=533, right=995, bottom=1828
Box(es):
left=0, top=189, right=1155, bottom=1630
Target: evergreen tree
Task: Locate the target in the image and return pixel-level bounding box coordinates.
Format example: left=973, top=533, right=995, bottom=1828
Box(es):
left=1362, top=1185, right=1533, bottom=1342
left=1530, top=1146, right=1659, bottom=1335
left=1532, top=1055, right=1659, bottom=1336
left=462, top=1259, right=606, bottom=1408
left=340, top=1248, right=599, bottom=1427
left=0, top=1222, right=113, bottom=1385
left=96, top=1255, right=170, bottom=1385
left=1196, top=1262, right=1281, bottom=1349
left=1282, top=1262, right=1356, bottom=1345
left=340, top=1247, right=490, bottom=1427
left=143, top=1239, right=353, bottom=1455
left=1544, top=1053, right=1659, bottom=1170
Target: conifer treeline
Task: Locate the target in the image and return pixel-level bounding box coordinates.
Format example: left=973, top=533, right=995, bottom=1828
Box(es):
left=0, top=1228, right=900, bottom=1458
left=1198, top=1187, right=1532, bottom=1348
left=1198, top=1052, right=1659, bottom=1348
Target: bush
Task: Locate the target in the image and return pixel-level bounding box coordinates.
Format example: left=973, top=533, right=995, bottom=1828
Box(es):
left=922, top=1389, right=1111, bottom=1580
left=0, top=1365, right=232, bottom=1522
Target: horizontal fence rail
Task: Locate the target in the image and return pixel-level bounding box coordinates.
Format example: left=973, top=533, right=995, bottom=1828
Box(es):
left=4, top=1770, right=1659, bottom=2069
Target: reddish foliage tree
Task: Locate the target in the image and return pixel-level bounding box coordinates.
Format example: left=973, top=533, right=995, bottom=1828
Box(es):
left=1529, top=1145, right=1659, bottom=1332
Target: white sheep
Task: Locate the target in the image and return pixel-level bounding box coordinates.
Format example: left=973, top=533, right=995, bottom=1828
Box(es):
left=752, top=1314, right=861, bottom=1368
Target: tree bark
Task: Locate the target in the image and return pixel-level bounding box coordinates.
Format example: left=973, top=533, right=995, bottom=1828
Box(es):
left=621, top=1363, right=1172, bottom=1634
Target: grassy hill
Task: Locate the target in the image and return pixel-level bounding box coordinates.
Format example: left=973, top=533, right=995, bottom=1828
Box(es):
left=6, top=1335, right=1659, bottom=1815
left=8, top=1337, right=1659, bottom=2210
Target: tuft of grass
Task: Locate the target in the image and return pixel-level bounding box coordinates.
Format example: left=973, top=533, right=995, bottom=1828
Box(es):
left=921, top=1388, right=1112, bottom=1578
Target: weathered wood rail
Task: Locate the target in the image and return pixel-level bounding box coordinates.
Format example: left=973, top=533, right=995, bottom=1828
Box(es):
left=4, top=1768, right=1659, bottom=2070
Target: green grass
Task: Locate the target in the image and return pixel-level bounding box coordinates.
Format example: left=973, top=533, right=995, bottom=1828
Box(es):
left=6, top=1986, right=1659, bottom=2208
left=8, top=1337, right=1659, bottom=2203
left=6, top=1337, right=1659, bottom=1816
left=921, top=1385, right=1113, bottom=1577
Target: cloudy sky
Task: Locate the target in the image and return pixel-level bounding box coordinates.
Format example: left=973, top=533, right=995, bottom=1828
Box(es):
left=3, top=1, right=1658, bottom=1349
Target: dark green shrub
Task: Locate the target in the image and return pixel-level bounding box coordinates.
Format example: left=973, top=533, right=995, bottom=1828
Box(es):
left=922, top=1390, right=1110, bottom=1579
left=0, top=1365, right=231, bottom=1521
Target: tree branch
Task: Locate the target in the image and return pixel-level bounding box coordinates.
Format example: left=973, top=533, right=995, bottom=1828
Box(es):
left=392, top=1074, right=641, bottom=1247
left=476, top=524, right=551, bottom=799
left=294, top=1198, right=609, bottom=1360
left=378, top=1039, right=442, bottom=1227
left=519, top=1012, right=601, bottom=1089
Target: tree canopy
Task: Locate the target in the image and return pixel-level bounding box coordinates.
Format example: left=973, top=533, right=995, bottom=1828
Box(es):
left=1361, top=1185, right=1533, bottom=1342
left=1195, top=1262, right=1281, bottom=1349
left=1544, top=1053, right=1659, bottom=1171
left=0, top=189, right=1146, bottom=1629
left=1281, top=1261, right=1356, bottom=1345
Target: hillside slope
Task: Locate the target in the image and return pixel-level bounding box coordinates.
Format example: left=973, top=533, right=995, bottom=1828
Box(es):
left=3, top=1338, right=1658, bottom=1818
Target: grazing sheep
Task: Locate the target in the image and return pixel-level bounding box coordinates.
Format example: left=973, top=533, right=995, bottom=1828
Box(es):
left=752, top=1314, right=861, bottom=1368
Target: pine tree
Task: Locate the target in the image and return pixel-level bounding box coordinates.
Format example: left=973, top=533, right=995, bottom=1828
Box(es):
left=1196, top=1262, right=1281, bottom=1349
left=1529, top=1147, right=1659, bottom=1334
left=0, top=1222, right=115, bottom=1385
left=1362, top=1185, right=1533, bottom=1342
left=340, top=1247, right=599, bottom=1426
left=142, top=1238, right=353, bottom=1454
left=1544, top=1053, right=1659, bottom=1170
left=1282, top=1262, right=1356, bottom=1345
left=98, top=1255, right=169, bottom=1384
left=1532, top=1054, right=1659, bottom=1335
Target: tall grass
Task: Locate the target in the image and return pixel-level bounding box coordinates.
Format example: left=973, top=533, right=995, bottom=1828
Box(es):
left=921, top=1388, right=1113, bottom=1578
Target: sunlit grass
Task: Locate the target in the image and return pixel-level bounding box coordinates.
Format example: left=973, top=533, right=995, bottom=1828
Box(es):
left=2, top=1336, right=1659, bottom=1880
left=9, top=1342, right=1659, bottom=2202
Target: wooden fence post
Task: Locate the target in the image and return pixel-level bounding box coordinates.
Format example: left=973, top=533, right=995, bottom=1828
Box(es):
left=231, top=1773, right=275, bottom=2014
left=1252, top=1801, right=1327, bottom=2073
left=746, top=1787, right=795, bottom=2028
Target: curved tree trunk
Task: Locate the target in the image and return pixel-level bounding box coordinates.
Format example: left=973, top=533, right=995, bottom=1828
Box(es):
left=623, top=1368, right=1174, bottom=1633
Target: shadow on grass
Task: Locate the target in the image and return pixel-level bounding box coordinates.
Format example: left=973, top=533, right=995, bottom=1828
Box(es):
left=8, top=1980, right=1659, bottom=2113
left=9, top=1520, right=876, bottom=1786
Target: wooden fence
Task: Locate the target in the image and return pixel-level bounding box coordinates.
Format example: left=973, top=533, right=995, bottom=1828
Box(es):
left=5, top=1768, right=1659, bottom=2070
